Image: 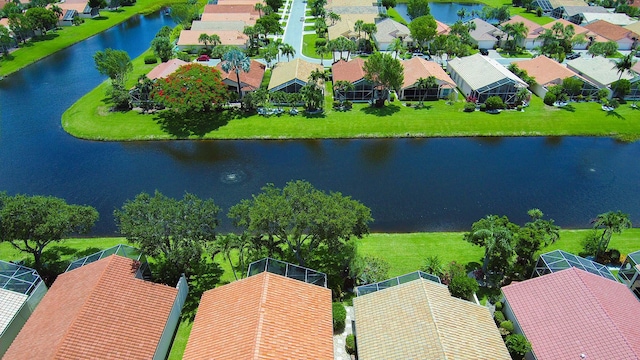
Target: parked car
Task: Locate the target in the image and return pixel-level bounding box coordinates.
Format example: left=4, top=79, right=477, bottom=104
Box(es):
left=566, top=52, right=581, bottom=60
left=196, top=54, right=211, bottom=62
left=479, top=49, right=489, bottom=56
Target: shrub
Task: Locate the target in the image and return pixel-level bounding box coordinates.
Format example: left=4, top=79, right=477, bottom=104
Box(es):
left=479, top=103, right=487, bottom=111
left=516, top=105, right=522, bottom=111
left=485, top=96, right=505, bottom=110
left=349, top=255, right=390, bottom=285
left=543, top=92, right=556, bottom=106
left=332, top=302, right=346, bottom=332
left=406, top=102, right=412, bottom=107
left=500, top=320, right=515, bottom=333
left=144, top=55, right=157, bottom=64
left=176, top=52, right=191, bottom=62
left=448, top=275, right=479, bottom=300
left=495, top=301, right=503, bottom=310
left=464, top=102, right=476, bottom=112
left=345, top=334, right=356, bottom=355
left=315, top=38, right=327, bottom=47
left=610, top=249, right=621, bottom=264
left=505, top=334, right=532, bottom=360
left=494, top=310, right=505, bottom=324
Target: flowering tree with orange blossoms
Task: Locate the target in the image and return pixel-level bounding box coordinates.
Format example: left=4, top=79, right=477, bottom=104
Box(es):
left=152, top=63, right=230, bottom=113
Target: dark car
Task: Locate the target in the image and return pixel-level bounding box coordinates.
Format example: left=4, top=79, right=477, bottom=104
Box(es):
left=196, top=54, right=211, bottom=62
left=479, top=49, right=489, bottom=55
left=566, top=52, right=581, bottom=60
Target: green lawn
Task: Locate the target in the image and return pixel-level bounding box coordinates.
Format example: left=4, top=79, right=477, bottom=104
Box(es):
left=386, top=8, right=408, bottom=26
left=302, top=33, right=320, bottom=58
left=510, top=7, right=555, bottom=25
left=0, top=0, right=187, bottom=77
left=498, top=50, right=533, bottom=58
left=63, top=86, right=640, bottom=141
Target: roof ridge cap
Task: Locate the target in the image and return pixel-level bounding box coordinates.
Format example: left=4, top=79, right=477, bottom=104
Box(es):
left=252, top=272, right=270, bottom=359
left=574, top=268, right=637, bottom=356
left=420, top=279, right=448, bottom=359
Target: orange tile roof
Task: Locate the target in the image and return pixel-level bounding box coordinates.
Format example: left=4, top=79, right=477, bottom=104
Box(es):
left=435, top=19, right=450, bottom=35
left=331, top=58, right=367, bottom=83
left=3, top=255, right=178, bottom=360
left=147, top=58, right=188, bottom=80
left=216, top=59, right=266, bottom=91
left=583, top=19, right=639, bottom=41
left=501, top=15, right=543, bottom=39
left=183, top=272, right=334, bottom=360
left=203, top=4, right=259, bottom=15
left=401, top=57, right=455, bottom=89
left=502, top=267, right=640, bottom=360
left=514, top=55, right=579, bottom=86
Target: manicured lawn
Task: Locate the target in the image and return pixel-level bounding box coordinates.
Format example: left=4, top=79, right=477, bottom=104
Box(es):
left=302, top=33, right=320, bottom=58
left=0, top=0, right=187, bottom=77
left=63, top=85, right=640, bottom=141
left=510, top=7, right=555, bottom=25
left=498, top=50, right=533, bottom=58
left=167, top=320, right=193, bottom=360
left=386, top=8, right=408, bottom=25
left=0, top=237, right=126, bottom=264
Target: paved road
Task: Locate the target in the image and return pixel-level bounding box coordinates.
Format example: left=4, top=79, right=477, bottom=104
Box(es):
left=279, top=0, right=324, bottom=64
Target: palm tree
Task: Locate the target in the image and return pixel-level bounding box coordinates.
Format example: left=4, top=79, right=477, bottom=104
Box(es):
left=327, top=11, right=341, bottom=26
left=254, top=2, right=265, bottom=17
left=414, top=76, right=437, bottom=106
left=613, top=53, right=637, bottom=81
left=388, top=38, right=405, bottom=59
left=209, top=34, right=221, bottom=49
left=198, top=33, right=211, bottom=51
left=591, top=211, right=632, bottom=260
left=315, top=45, right=328, bottom=65
left=280, top=43, right=296, bottom=61
left=221, top=48, right=252, bottom=101
left=354, top=19, right=364, bottom=39
left=511, top=22, right=528, bottom=52
left=362, top=23, right=377, bottom=41
left=212, top=234, right=240, bottom=280
left=333, top=80, right=354, bottom=105
left=309, top=68, right=328, bottom=82
left=300, top=80, right=324, bottom=110
left=456, top=9, right=466, bottom=21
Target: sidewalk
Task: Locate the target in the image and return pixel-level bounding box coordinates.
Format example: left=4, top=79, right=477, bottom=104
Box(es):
left=333, top=305, right=354, bottom=360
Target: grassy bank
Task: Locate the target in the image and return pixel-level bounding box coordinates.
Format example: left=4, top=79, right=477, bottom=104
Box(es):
left=63, top=85, right=640, bottom=141
left=0, top=0, right=185, bottom=77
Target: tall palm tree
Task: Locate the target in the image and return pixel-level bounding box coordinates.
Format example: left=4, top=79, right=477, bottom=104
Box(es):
left=511, top=22, right=528, bottom=51
left=198, top=33, right=211, bottom=51
left=333, top=80, right=354, bottom=104
left=309, top=68, right=328, bottom=82
left=354, top=19, right=364, bottom=39
left=327, top=11, right=341, bottom=26
left=362, top=23, right=377, bottom=41
left=388, top=38, right=404, bottom=59
left=280, top=43, right=296, bottom=61
left=254, top=2, right=265, bottom=17
left=221, top=48, right=252, bottom=100
left=315, top=45, right=328, bottom=65
left=414, top=76, right=437, bottom=105
left=456, top=9, right=466, bottom=21
left=591, top=211, right=632, bottom=260
left=613, top=53, right=637, bottom=81
left=210, top=34, right=221, bottom=49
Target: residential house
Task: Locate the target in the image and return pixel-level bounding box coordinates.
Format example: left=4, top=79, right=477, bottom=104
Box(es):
left=400, top=57, right=456, bottom=100
left=435, top=19, right=450, bottom=35
left=57, top=0, right=99, bottom=19
left=328, top=13, right=377, bottom=41
left=353, top=272, right=511, bottom=360
left=190, top=20, right=247, bottom=32
left=146, top=58, right=188, bottom=80
left=553, top=5, right=608, bottom=24
left=448, top=53, right=528, bottom=104
left=502, top=267, right=640, bottom=360
left=57, top=9, right=78, bottom=27
left=514, top=55, right=599, bottom=98
left=176, top=30, right=249, bottom=51
left=583, top=20, right=639, bottom=50
left=3, top=248, right=187, bottom=360
left=200, top=12, right=257, bottom=26
left=215, top=59, right=266, bottom=97
left=0, top=262, right=47, bottom=358
left=619, top=249, right=640, bottom=300
left=500, top=15, right=543, bottom=50
left=541, top=18, right=598, bottom=50
left=582, top=12, right=636, bottom=26
left=532, top=250, right=618, bottom=280
left=374, top=18, right=412, bottom=51
left=268, top=58, right=323, bottom=93
left=625, top=21, right=640, bottom=37
left=202, top=4, right=260, bottom=16
left=469, top=18, right=504, bottom=50
left=566, top=56, right=638, bottom=99
left=332, top=58, right=374, bottom=102
left=182, top=260, right=333, bottom=360
left=532, top=0, right=588, bottom=17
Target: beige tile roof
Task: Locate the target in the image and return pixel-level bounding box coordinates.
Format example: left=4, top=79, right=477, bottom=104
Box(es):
left=177, top=30, right=249, bottom=47
left=328, top=13, right=378, bottom=40
left=625, top=21, right=640, bottom=35
left=268, top=58, right=323, bottom=90
left=567, top=55, right=634, bottom=86
left=448, top=53, right=528, bottom=90
left=190, top=20, right=246, bottom=32
left=401, top=57, right=455, bottom=89
left=583, top=19, right=639, bottom=42
left=327, top=0, right=376, bottom=7
left=549, top=0, right=589, bottom=7
left=515, top=55, right=580, bottom=86
left=200, top=12, right=257, bottom=26
left=183, top=272, right=333, bottom=360
left=3, top=255, right=178, bottom=360
left=353, top=278, right=510, bottom=360
left=147, top=58, right=188, bottom=80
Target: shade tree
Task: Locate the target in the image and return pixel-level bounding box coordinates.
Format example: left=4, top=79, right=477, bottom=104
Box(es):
left=363, top=52, right=404, bottom=107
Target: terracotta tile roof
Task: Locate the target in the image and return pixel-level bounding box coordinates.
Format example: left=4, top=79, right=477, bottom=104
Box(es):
left=353, top=278, right=511, bottom=360
left=543, top=18, right=592, bottom=37
left=147, top=58, right=188, bottom=80
left=177, top=30, right=248, bottom=47
left=216, top=59, right=266, bottom=91
left=332, top=58, right=366, bottom=83
left=435, top=19, right=450, bottom=35
left=514, top=55, right=580, bottom=86
left=401, top=57, right=455, bottom=89
left=502, top=267, right=640, bottom=360
left=0, top=18, right=8, bottom=29
left=3, top=255, right=178, bottom=360
left=200, top=12, right=257, bottom=26
left=183, top=272, right=333, bottom=360
left=583, top=20, right=639, bottom=41
left=268, top=58, right=323, bottom=90
left=215, top=0, right=262, bottom=4
left=203, top=4, right=259, bottom=15
left=501, top=15, right=543, bottom=40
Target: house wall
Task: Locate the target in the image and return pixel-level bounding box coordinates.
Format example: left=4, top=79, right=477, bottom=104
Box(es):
left=531, top=82, right=547, bottom=98
left=474, top=39, right=497, bottom=50
left=616, top=38, right=634, bottom=51
left=153, top=275, right=188, bottom=360
left=448, top=69, right=474, bottom=100
left=502, top=297, right=538, bottom=360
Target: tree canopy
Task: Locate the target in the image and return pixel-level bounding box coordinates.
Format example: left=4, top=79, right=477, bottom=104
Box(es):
left=409, top=15, right=437, bottom=49
left=0, top=193, right=98, bottom=271
left=407, top=0, right=430, bottom=19
left=227, top=180, right=373, bottom=267
left=114, top=191, right=220, bottom=285
left=93, top=48, right=133, bottom=85
left=152, top=63, right=229, bottom=113
left=363, top=52, right=404, bottom=106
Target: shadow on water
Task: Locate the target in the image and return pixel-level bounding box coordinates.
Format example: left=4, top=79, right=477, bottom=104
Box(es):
left=361, top=140, right=396, bottom=166
left=545, top=136, right=563, bottom=146
left=154, top=109, right=231, bottom=138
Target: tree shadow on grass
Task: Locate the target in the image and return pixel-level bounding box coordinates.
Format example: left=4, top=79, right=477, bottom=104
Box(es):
left=559, top=104, right=576, bottom=112
left=359, top=103, right=401, bottom=117
left=30, top=33, right=60, bottom=42
left=91, top=16, right=110, bottom=20
left=413, top=104, right=433, bottom=110
left=605, top=110, right=625, bottom=120
left=154, top=110, right=231, bottom=138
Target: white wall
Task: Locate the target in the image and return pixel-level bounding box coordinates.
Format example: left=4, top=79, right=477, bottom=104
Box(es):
left=153, top=275, right=189, bottom=360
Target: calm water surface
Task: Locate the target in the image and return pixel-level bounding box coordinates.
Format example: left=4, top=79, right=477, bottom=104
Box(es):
left=1, top=13, right=639, bottom=235
left=394, top=3, right=485, bottom=25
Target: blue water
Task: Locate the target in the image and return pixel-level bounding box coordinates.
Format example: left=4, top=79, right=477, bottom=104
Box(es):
left=395, top=2, right=485, bottom=24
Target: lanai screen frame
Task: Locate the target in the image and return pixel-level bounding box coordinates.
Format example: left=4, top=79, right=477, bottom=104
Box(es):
left=355, top=270, right=441, bottom=296
left=65, top=244, right=147, bottom=272
left=247, top=257, right=328, bottom=288
left=533, top=250, right=616, bottom=281
left=0, top=261, right=42, bottom=296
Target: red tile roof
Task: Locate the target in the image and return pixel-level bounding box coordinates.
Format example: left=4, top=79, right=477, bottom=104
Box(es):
left=183, top=272, right=334, bottom=360
left=515, top=55, right=580, bottom=86
left=502, top=267, right=640, bottom=360
left=583, top=20, right=639, bottom=41
left=147, top=58, right=188, bottom=80
left=215, top=59, right=266, bottom=91
left=3, top=255, right=178, bottom=360
left=332, top=58, right=367, bottom=83
left=401, top=57, right=456, bottom=89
